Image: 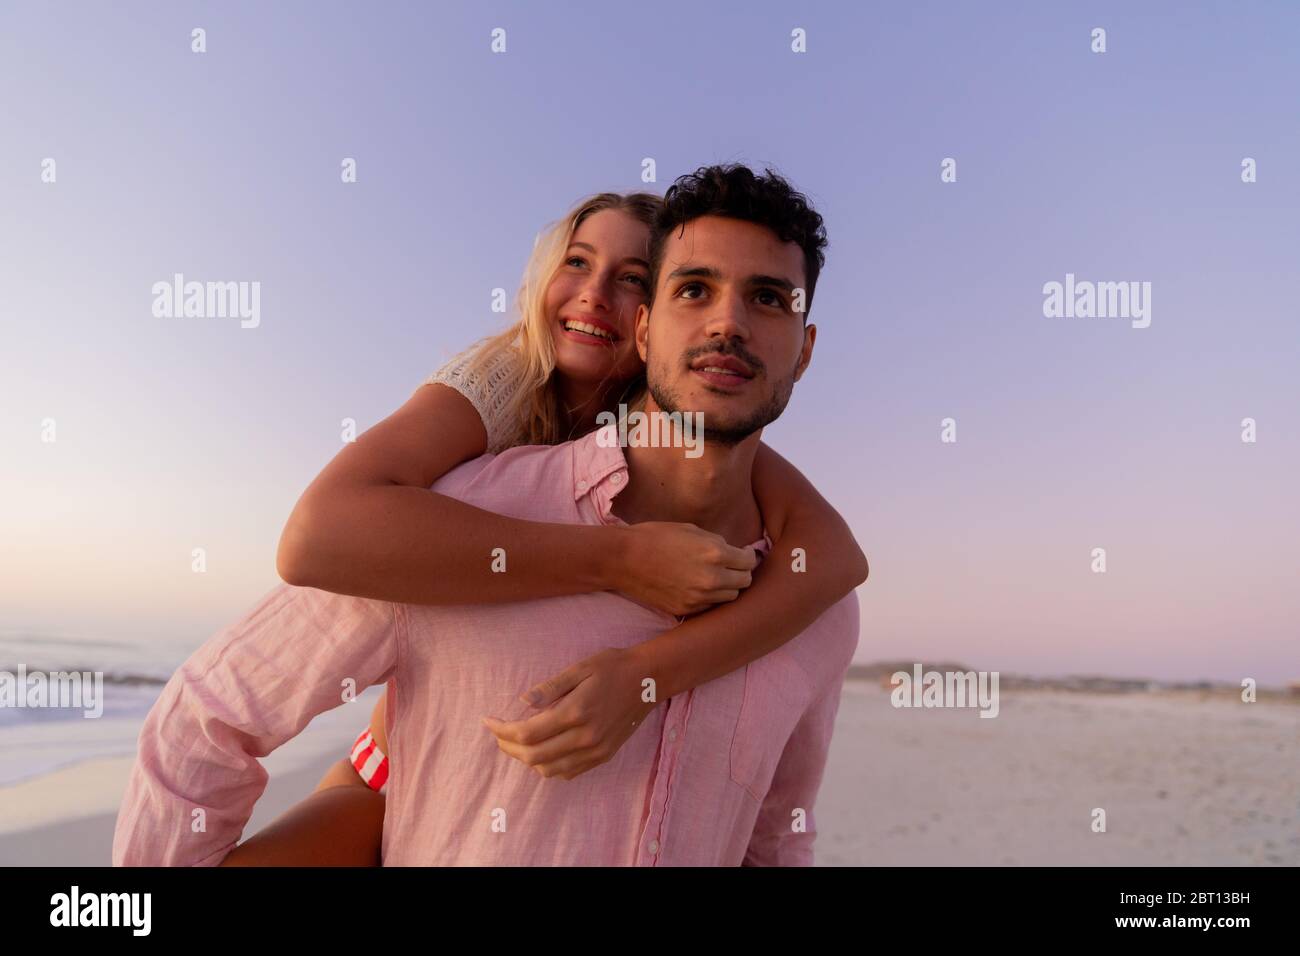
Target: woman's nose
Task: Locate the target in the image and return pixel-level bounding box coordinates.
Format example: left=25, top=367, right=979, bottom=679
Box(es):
left=580, top=274, right=614, bottom=311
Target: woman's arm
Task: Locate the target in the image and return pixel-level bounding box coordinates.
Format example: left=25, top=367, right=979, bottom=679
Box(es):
left=277, top=384, right=754, bottom=610
left=641, top=440, right=868, bottom=698
left=483, top=441, right=869, bottom=779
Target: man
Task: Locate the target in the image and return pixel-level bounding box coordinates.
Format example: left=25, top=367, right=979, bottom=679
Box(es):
left=113, top=164, right=858, bottom=866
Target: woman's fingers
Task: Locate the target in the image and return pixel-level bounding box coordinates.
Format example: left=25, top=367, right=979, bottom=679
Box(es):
left=677, top=569, right=750, bottom=612
left=520, top=662, right=588, bottom=708
left=489, top=725, right=599, bottom=775
left=715, top=567, right=753, bottom=590
left=482, top=705, right=582, bottom=747
left=485, top=647, right=656, bottom=779
left=620, top=522, right=761, bottom=617
left=548, top=749, right=611, bottom=780
left=718, top=543, right=759, bottom=570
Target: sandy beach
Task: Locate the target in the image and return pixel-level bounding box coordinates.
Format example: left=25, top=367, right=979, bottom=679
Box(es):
left=816, top=683, right=1299, bottom=866
left=2, top=683, right=1296, bottom=866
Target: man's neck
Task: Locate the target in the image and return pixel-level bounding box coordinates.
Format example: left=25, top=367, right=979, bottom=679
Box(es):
left=610, top=414, right=764, bottom=548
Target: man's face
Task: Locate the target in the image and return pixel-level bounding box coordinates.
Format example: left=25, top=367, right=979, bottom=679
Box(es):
left=635, top=215, right=816, bottom=445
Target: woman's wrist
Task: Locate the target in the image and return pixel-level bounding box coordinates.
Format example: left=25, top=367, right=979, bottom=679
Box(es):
left=588, top=523, right=633, bottom=592
left=624, top=631, right=694, bottom=702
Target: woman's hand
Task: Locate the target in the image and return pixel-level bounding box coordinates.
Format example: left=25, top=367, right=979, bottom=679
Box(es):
left=614, top=521, right=759, bottom=616
left=482, top=645, right=664, bottom=780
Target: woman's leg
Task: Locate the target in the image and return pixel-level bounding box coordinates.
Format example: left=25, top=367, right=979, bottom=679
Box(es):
left=219, top=780, right=385, bottom=866
left=219, top=695, right=389, bottom=866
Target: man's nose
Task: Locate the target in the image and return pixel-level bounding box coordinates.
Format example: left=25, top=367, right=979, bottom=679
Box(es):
left=702, top=291, right=751, bottom=341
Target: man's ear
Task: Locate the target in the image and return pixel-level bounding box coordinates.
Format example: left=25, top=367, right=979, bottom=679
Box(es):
left=792, top=323, right=816, bottom=382
left=634, top=303, right=651, bottom=362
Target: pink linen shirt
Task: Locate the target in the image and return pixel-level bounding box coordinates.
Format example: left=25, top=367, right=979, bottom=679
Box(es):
left=112, top=424, right=859, bottom=866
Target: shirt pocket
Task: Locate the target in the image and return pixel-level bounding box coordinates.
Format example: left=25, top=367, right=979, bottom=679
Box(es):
left=728, top=650, right=814, bottom=803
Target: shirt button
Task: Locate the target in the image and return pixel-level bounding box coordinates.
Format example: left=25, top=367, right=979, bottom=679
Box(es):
left=609, top=472, right=623, bottom=484
left=668, top=727, right=678, bottom=741
left=576, top=480, right=588, bottom=493
left=648, top=839, right=659, bottom=854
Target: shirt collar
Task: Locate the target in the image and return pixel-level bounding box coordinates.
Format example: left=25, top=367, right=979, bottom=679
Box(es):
left=572, top=422, right=631, bottom=512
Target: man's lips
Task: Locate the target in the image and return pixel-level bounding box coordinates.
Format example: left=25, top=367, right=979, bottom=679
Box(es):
left=690, top=354, right=755, bottom=387
left=692, top=367, right=753, bottom=388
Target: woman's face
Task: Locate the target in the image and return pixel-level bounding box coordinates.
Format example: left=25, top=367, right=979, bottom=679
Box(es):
left=544, top=208, right=652, bottom=386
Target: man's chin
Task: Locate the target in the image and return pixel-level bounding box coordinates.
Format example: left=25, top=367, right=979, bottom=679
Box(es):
left=695, top=416, right=766, bottom=448
left=647, top=377, right=774, bottom=443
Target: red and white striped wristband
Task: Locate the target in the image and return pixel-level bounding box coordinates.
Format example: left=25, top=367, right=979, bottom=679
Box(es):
left=349, top=727, right=389, bottom=792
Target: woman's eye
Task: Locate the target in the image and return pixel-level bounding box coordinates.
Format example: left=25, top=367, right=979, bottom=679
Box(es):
left=565, top=256, right=587, bottom=268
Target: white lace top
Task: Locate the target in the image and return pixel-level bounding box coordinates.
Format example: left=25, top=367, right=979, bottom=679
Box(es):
left=422, top=341, right=526, bottom=454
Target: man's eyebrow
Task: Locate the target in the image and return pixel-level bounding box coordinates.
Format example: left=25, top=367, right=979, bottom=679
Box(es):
left=666, top=265, right=723, bottom=281
left=569, top=241, right=649, bottom=269
left=747, top=274, right=797, bottom=292
left=665, top=266, right=797, bottom=292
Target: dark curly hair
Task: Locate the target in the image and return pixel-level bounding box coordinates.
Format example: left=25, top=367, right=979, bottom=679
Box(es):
left=648, top=164, right=828, bottom=317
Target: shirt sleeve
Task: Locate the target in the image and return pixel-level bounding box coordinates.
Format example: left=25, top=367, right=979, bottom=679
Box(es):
left=111, top=584, right=402, bottom=867
left=422, top=341, right=525, bottom=454
left=742, top=596, right=859, bottom=867
left=741, top=675, right=847, bottom=867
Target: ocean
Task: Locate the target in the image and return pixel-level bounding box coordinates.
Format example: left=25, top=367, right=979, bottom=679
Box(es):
left=0, top=631, right=192, bottom=786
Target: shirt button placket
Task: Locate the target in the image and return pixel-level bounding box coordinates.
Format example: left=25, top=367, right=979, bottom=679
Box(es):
left=644, top=695, right=690, bottom=864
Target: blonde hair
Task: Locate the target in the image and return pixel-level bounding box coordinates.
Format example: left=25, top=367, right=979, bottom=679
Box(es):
left=461, top=192, right=661, bottom=446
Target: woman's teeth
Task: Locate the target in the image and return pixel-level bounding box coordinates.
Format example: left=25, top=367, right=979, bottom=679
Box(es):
left=564, top=320, right=614, bottom=341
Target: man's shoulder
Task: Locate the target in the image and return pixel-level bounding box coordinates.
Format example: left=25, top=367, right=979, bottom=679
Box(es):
left=782, top=590, right=860, bottom=692
left=433, top=437, right=569, bottom=484
left=429, top=437, right=585, bottom=520
left=814, top=589, right=861, bottom=669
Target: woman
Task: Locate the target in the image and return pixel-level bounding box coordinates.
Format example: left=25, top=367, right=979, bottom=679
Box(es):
left=221, top=189, right=868, bottom=865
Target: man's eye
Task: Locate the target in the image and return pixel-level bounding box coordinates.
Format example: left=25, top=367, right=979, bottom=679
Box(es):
left=623, top=274, right=648, bottom=289
left=756, top=290, right=785, bottom=308
left=677, top=283, right=704, bottom=299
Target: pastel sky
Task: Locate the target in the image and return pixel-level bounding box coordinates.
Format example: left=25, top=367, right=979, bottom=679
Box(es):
left=1, top=1, right=1296, bottom=683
